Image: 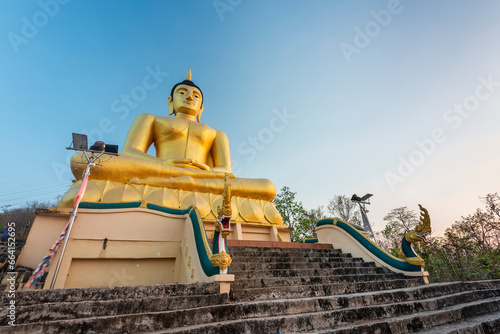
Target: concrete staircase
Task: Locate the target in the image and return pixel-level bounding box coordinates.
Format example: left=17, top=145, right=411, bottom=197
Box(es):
left=229, top=244, right=424, bottom=301
left=2, top=243, right=499, bottom=333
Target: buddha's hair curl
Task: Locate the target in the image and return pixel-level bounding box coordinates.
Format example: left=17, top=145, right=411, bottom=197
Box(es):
left=170, top=80, right=204, bottom=105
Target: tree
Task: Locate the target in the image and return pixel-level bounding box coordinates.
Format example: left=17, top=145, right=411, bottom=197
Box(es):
left=445, top=209, right=500, bottom=252
left=375, top=194, right=500, bottom=283
left=379, top=207, right=419, bottom=253
left=426, top=205, right=500, bottom=282
left=293, top=206, right=325, bottom=241
left=0, top=200, right=55, bottom=242
left=444, top=193, right=500, bottom=253
left=0, top=205, right=11, bottom=228
left=0, top=200, right=57, bottom=280
left=383, top=206, right=419, bottom=234
left=326, top=195, right=361, bottom=225
left=483, top=193, right=500, bottom=219
left=416, top=194, right=499, bottom=283
left=274, top=186, right=305, bottom=231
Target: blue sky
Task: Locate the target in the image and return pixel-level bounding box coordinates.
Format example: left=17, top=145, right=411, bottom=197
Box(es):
left=1, top=0, right=499, bottom=236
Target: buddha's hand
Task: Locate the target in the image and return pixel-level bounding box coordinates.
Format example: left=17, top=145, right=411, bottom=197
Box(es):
left=212, top=170, right=236, bottom=179
left=165, top=158, right=212, bottom=171
left=210, top=171, right=235, bottom=179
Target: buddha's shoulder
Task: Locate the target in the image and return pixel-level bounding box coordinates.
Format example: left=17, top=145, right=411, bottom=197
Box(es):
left=132, top=113, right=157, bottom=123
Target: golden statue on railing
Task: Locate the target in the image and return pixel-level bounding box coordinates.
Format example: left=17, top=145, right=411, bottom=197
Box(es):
left=58, top=69, right=283, bottom=226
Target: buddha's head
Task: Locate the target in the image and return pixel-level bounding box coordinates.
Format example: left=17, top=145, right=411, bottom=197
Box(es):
left=168, top=69, right=204, bottom=122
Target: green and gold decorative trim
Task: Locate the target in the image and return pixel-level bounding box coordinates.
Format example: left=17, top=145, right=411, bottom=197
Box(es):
left=79, top=202, right=142, bottom=209
left=298, top=238, right=319, bottom=243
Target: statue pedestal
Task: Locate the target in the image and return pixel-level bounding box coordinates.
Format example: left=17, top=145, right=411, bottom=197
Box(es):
left=17, top=205, right=290, bottom=289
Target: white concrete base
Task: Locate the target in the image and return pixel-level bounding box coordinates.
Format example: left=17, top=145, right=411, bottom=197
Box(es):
left=316, top=224, right=426, bottom=277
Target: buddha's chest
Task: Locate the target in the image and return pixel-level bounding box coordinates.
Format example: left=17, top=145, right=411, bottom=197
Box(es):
left=153, top=118, right=216, bottom=149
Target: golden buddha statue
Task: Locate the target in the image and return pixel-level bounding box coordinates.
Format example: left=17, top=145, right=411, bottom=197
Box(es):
left=59, top=69, right=283, bottom=226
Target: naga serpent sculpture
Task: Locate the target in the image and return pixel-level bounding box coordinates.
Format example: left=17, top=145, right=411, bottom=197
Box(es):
left=210, top=174, right=232, bottom=273
left=398, top=204, right=432, bottom=268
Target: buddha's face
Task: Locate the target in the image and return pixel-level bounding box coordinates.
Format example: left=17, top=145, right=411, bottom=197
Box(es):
left=168, top=84, right=203, bottom=119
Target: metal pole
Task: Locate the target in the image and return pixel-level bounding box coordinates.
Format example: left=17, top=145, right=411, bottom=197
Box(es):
left=50, top=163, right=92, bottom=289
left=49, top=149, right=105, bottom=289
left=358, top=202, right=374, bottom=236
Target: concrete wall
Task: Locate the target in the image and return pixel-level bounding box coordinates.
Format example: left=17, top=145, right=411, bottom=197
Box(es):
left=17, top=213, right=69, bottom=270
left=43, top=208, right=189, bottom=289
left=64, top=258, right=176, bottom=288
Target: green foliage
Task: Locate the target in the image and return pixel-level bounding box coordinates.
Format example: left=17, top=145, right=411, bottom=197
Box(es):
left=274, top=186, right=305, bottom=240
left=293, top=206, right=325, bottom=241
left=274, top=187, right=328, bottom=242
left=418, top=239, right=500, bottom=283
left=422, top=194, right=500, bottom=282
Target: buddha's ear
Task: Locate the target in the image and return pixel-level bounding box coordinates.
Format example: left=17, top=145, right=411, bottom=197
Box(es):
left=167, top=96, right=175, bottom=116
left=197, top=105, right=204, bottom=122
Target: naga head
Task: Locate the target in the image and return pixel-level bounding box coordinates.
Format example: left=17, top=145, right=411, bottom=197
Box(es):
left=215, top=174, right=232, bottom=238
left=406, top=204, right=432, bottom=246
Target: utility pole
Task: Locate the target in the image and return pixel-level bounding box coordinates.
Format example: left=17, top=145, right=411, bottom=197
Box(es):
left=351, top=193, right=374, bottom=236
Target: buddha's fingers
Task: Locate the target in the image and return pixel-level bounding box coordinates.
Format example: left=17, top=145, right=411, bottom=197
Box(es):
left=181, top=168, right=229, bottom=180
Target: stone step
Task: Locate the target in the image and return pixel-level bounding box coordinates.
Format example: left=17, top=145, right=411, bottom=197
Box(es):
left=230, top=266, right=390, bottom=280
left=228, top=247, right=348, bottom=256
left=231, top=272, right=412, bottom=289
left=0, top=282, right=220, bottom=307
left=230, top=252, right=348, bottom=259
left=157, top=295, right=500, bottom=334
left=313, top=297, right=500, bottom=333
left=233, top=254, right=366, bottom=264
left=142, top=284, right=500, bottom=333
left=415, top=310, right=500, bottom=334
left=230, top=260, right=376, bottom=271
left=228, top=247, right=345, bottom=256
left=230, top=257, right=359, bottom=264
left=230, top=254, right=364, bottom=264
left=230, top=254, right=361, bottom=262
left=5, top=282, right=497, bottom=333
left=0, top=293, right=229, bottom=326
left=230, top=254, right=358, bottom=263
left=232, top=277, right=424, bottom=301
left=229, top=245, right=339, bottom=252
left=226, top=240, right=333, bottom=250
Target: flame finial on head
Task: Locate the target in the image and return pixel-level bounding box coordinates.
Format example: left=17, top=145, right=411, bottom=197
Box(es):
left=185, top=68, right=192, bottom=81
